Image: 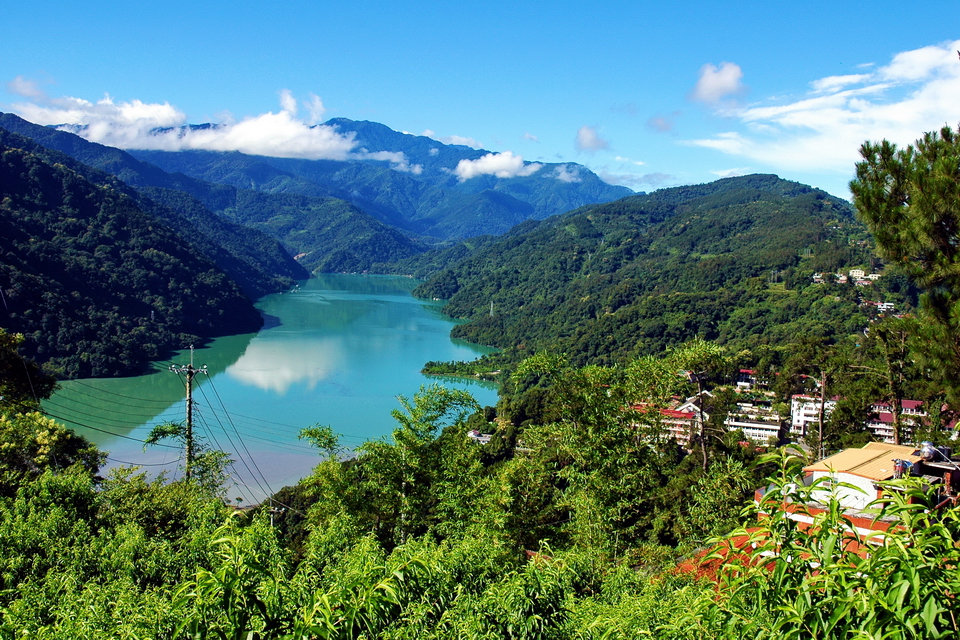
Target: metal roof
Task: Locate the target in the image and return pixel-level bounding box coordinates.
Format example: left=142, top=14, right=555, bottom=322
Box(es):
left=804, top=442, right=922, bottom=481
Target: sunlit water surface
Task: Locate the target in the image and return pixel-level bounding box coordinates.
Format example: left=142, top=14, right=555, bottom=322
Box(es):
left=45, top=274, right=498, bottom=502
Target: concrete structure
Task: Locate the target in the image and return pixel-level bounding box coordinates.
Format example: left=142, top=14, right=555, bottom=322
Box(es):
left=724, top=401, right=785, bottom=444
left=790, top=394, right=837, bottom=438
left=803, top=442, right=922, bottom=510
left=865, top=400, right=928, bottom=444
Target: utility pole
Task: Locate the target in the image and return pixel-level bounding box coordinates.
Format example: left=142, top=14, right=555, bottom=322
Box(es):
left=169, top=346, right=207, bottom=480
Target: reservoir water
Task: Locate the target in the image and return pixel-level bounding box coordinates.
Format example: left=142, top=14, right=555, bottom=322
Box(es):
left=44, top=274, right=498, bottom=502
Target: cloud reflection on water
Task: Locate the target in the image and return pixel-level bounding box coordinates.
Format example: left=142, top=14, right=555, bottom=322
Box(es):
left=225, top=335, right=345, bottom=394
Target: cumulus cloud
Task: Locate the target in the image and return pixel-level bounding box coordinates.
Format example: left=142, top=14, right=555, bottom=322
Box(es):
left=9, top=88, right=418, bottom=170
left=7, top=75, right=47, bottom=100
left=428, top=147, right=439, bottom=156
left=453, top=151, right=543, bottom=181
left=422, top=129, right=482, bottom=149
left=690, top=61, right=746, bottom=106
left=683, top=39, right=960, bottom=179
left=304, top=93, right=326, bottom=124
left=575, top=125, right=609, bottom=152
left=278, top=88, right=297, bottom=114
left=552, top=164, right=582, bottom=183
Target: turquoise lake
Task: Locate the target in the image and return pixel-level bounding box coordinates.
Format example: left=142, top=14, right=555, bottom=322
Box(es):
left=44, top=274, right=498, bottom=503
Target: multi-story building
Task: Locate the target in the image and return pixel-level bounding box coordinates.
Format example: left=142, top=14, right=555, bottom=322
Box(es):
left=865, top=400, right=928, bottom=444
left=724, top=401, right=785, bottom=444
left=790, top=394, right=837, bottom=438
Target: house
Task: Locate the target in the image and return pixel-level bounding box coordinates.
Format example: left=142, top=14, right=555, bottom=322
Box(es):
left=866, top=273, right=882, bottom=281
left=790, top=394, right=837, bottom=438
left=865, top=400, right=928, bottom=444
left=849, top=268, right=866, bottom=279
left=656, top=390, right=785, bottom=446
left=660, top=408, right=698, bottom=446
left=724, top=400, right=785, bottom=444
left=803, top=442, right=923, bottom=511
left=467, top=430, right=493, bottom=445
left=836, top=274, right=849, bottom=284
left=736, top=369, right=756, bottom=389
left=754, top=442, right=960, bottom=553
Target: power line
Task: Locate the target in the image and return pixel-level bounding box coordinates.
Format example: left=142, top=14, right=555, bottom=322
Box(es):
left=66, top=380, right=177, bottom=406
left=204, top=377, right=276, bottom=497
left=192, top=408, right=257, bottom=506
left=40, top=409, right=180, bottom=449
left=106, top=455, right=183, bottom=467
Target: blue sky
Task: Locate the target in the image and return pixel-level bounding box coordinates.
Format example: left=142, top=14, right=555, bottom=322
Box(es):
left=3, top=0, right=959, bottom=199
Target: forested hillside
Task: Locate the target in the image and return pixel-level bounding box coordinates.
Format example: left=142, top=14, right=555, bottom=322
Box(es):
left=128, top=118, right=634, bottom=240
left=0, top=114, right=426, bottom=274
left=408, top=174, right=895, bottom=366
left=0, top=131, right=264, bottom=377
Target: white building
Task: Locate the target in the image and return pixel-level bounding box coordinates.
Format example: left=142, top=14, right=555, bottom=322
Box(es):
left=790, top=394, right=837, bottom=438
left=865, top=400, right=928, bottom=444
left=725, top=401, right=785, bottom=444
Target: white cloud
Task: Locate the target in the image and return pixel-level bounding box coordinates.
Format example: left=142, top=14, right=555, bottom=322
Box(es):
left=278, top=88, right=297, bottom=114
left=304, top=93, right=326, bottom=125
left=7, top=75, right=47, bottom=100
left=422, top=129, right=482, bottom=148
left=428, top=147, right=439, bottom=156
left=358, top=149, right=422, bottom=174
left=810, top=74, right=871, bottom=93
left=453, top=151, right=543, bottom=181
left=575, top=125, right=609, bottom=152
left=647, top=111, right=681, bottom=132
left=552, top=164, right=582, bottom=183
left=690, top=61, right=746, bottom=105
left=598, top=170, right=674, bottom=191
left=682, top=39, right=960, bottom=178
left=9, top=89, right=419, bottom=170
left=523, top=132, right=539, bottom=142
left=614, top=155, right=645, bottom=166
left=711, top=167, right=751, bottom=178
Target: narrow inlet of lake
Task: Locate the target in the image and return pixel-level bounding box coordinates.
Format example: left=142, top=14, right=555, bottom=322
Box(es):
left=45, top=274, right=499, bottom=503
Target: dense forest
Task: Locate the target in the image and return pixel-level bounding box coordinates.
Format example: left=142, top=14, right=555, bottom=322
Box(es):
left=0, top=330, right=957, bottom=638
left=0, top=114, right=428, bottom=275
left=0, top=130, right=266, bottom=378
left=401, top=174, right=897, bottom=370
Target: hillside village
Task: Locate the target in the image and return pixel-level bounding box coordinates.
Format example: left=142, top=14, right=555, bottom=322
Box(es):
left=657, top=371, right=948, bottom=450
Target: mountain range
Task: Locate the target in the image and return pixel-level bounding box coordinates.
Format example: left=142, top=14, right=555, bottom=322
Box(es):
left=405, top=174, right=887, bottom=366
left=128, top=118, right=634, bottom=240
left=1, top=112, right=899, bottom=379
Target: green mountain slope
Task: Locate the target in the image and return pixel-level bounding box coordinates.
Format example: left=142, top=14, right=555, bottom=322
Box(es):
left=0, top=114, right=424, bottom=275
left=127, top=118, right=634, bottom=240
left=0, top=131, right=264, bottom=378
left=410, top=174, right=880, bottom=365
